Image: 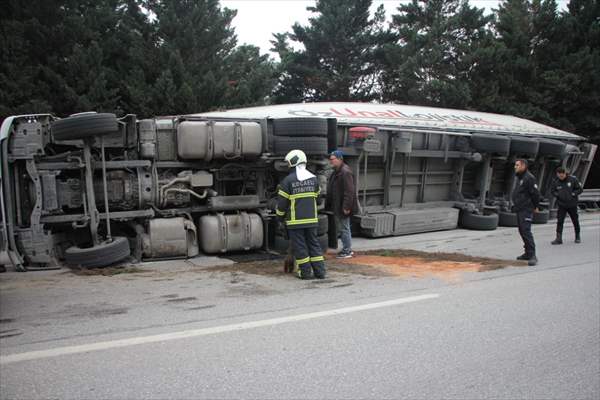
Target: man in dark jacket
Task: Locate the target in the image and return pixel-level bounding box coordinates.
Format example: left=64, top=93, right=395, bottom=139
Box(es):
left=326, top=150, right=359, bottom=258
left=550, top=167, right=583, bottom=244
left=511, top=159, right=541, bottom=266
left=276, top=150, right=325, bottom=279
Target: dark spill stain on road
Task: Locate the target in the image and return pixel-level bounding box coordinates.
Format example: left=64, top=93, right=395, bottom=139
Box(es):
left=66, top=266, right=144, bottom=276
left=89, top=307, right=128, bottom=317
left=167, top=296, right=198, bottom=303
left=207, top=248, right=526, bottom=283
left=187, top=305, right=216, bottom=311
left=0, top=329, right=23, bottom=338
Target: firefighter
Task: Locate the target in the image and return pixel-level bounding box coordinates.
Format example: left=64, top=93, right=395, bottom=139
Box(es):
left=512, top=159, right=541, bottom=266
left=276, top=150, right=326, bottom=279
left=550, top=166, right=583, bottom=244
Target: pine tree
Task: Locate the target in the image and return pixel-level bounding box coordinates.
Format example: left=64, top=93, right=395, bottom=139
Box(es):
left=147, top=0, right=237, bottom=114
left=223, top=45, right=276, bottom=108
left=381, top=0, right=493, bottom=109
left=485, top=0, right=553, bottom=122
left=272, top=0, right=387, bottom=103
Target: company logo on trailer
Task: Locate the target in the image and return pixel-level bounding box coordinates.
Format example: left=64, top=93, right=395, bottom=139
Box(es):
left=287, top=107, right=500, bottom=126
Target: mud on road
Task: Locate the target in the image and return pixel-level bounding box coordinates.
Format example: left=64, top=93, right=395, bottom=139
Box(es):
left=0, top=248, right=526, bottom=293
left=206, top=248, right=527, bottom=283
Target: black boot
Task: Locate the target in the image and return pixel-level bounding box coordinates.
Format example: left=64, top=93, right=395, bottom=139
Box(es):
left=575, top=233, right=581, bottom=243
left=528, top=255, right=538, bottom=266
left=551, top=234, right=563, bottom=245
left=516, top=253, right=530, bottom=260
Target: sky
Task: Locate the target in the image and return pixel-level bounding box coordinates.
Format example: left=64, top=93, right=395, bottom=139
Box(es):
left=221, top=0, right=570, bottom=58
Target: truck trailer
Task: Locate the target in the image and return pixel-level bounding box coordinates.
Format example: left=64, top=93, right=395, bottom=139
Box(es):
left=0, top=102, right=596, bottom=271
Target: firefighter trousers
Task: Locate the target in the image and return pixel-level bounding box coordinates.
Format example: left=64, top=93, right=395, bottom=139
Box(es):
left=288, top=227, right=326, bottom=279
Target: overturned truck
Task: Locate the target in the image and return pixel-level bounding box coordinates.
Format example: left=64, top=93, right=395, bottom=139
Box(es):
left=0, top=103, right=596, bottom=271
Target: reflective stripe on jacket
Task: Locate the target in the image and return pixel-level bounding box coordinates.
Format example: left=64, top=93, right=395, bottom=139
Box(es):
left=275, top=170, right=320, bottom=229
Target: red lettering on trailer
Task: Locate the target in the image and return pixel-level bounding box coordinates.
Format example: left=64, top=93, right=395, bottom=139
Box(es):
left=324, top=107, right=500, bottom=126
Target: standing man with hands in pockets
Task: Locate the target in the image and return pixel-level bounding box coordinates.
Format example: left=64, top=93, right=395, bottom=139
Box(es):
left=550, top=166, right=583, bottom=245
left=327, top=150, right=359, bottom=259
left=512, top=159, right=541, bottom=266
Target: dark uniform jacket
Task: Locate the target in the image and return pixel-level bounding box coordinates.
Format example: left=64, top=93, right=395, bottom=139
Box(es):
left=512, top=170, right=541, bottom=212
left=276, top=170, right=320, bottom=230
left=326, top=163, right=359, bottom=217
left=551, top=175, right=583, bottom=208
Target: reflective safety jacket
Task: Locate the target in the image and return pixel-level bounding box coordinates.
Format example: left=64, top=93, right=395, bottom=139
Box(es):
left=276, top=171, right=320, bottom=230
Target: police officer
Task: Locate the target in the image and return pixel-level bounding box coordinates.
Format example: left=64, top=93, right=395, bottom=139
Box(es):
left=276, top=150, right=325, bottom=279
left=550, top=166, right=583, bottom=244
left=512, top=159, right=541, bottom=266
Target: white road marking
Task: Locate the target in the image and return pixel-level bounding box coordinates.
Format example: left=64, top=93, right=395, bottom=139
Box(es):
left=0, top=293, right=439, bottom=365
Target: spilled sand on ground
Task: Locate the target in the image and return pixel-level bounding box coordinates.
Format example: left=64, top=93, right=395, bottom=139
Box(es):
left=203, top=248, right=526, bottom=283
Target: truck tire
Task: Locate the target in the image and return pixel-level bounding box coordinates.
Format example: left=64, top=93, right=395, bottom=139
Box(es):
left=273, top=118, right=328, bottom=137
left=273, top=136, right=328, bottom=155
left=459, top=211, right=499, bottom=230
left=318, top=214, right=329, bottom=236
left=64, top=237, right=131, bottom=268
left=52, top=113, right=119, bottom=141
left=498, top=211, right=518, bottom=227
left=532, top=209, right=549, bottom=224
left=509, top=136, right=539, bottom=157
left=538, top=139, right=566, bottom=159
left=470, top=134, right=510, bottom=156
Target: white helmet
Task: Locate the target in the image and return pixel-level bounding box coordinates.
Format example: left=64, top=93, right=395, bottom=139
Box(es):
left=284, top=150, right=307, bottom=167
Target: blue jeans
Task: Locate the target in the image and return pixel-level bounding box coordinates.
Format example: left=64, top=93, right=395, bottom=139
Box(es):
left=335, top=215, right=352, bottom=253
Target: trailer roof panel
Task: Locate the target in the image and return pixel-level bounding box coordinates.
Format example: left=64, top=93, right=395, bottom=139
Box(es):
left=195, top=102, right=582, bottom=140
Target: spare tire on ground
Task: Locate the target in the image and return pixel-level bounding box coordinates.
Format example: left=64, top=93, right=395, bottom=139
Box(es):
left=509, top=136, right=539, bottom=157
left=52, top=112, right=119, bottom=141
left=273, top=136, right=328, bottom=155
left=498, top=211, right=518, bottom=227
left=538, top=138, right=566, bottom=159
left=470, top=134, right=510, bottom=156
left=532, top=209, right=550, bottom=224
left=459, top=211, right=499, bottom=230
left=273, top=118, right=328, bottom=137
left=64, top=237, right=131, bottom=268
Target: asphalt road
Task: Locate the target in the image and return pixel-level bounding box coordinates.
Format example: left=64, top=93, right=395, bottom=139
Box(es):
left=1, top=213, right=599, bottom=399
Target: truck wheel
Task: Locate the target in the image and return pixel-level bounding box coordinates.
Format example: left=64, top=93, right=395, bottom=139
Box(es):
left=52, top=113, right=119, bottom=141
left=470, top=134, right=510, bottom=156
left=538, top=139, right=566, bottom=159
left=318, top=214, right=329, bottom=236
left=532, top=210, right=550, bottom=224
left=509, top=136, right=539, bottom=157
left=65, top=237, right=131, bottom=268
left=459, top=211, right=499, bottom=230
left=498, top=211, right=518, bottom=227
left=273, top=118, right=328, bottom=137
left=273, top=136, right=328, bottom=155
